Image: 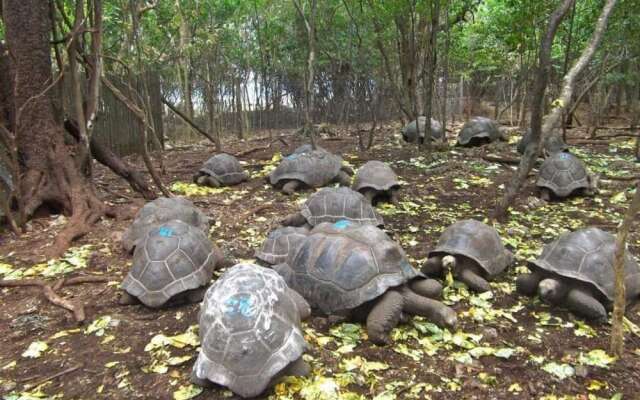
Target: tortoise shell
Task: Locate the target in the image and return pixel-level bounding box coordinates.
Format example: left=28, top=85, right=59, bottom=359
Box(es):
left=269, top=150, right=342, bottom=188
left=193, top=263, right=306, bottom=398
left=300, top=187, right=383, bottom=227
left=529, top=227, right=640, bottom=302
left=121, top=219, right=217, bottom=307
left=401, top=117, right=444, bottom=143
left=429, top=219, right=512, bottom=277
left=255, top=226, right=310, bottom=265
left=197, top=153, right=247, bottom=185
left=536, top=152, right=590, bottom=197
left=280, top=221, right=421, bottom=314
left=121, top=197, right=210, bottom=253
left=457, top=117, right=501, bottom=145
left=352, top=161, right=400, bottom=193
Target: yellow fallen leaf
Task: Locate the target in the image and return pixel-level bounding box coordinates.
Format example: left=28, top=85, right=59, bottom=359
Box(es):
left=173, top=384, right=203, bottom=400
left=22, top=341, right=48, bottom=358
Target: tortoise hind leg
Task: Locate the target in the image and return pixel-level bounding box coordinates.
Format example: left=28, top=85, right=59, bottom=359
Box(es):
left=280, top=357, right=311, bottom=378
left=190, top=369, right=217, bottom=389
left=390, top=189, right=400, bottom=205
left=287, top=288, right=311, bottom=320
left=539, top=188, right=551, bottom=202
left=186, top=287, right=207, bottom=304
left=565, top=287, right=607, bottom=322
left=119, top=291, right=140, bottom=305
left=366, top=290, right=404, bottom=345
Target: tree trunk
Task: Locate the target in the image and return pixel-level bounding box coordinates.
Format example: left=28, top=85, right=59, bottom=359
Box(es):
left=494, top=0, right=617, bottom=220
left=0, top=42, right=14, bottom=131
left=293, top=0, right=318, bottom=148
left=4, top=0, right=105, bottom=255
left=610, top=181, right=640, bottom=356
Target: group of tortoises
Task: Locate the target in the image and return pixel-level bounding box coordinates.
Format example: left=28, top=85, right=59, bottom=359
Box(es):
left=110, top=118, right=639, bottom=398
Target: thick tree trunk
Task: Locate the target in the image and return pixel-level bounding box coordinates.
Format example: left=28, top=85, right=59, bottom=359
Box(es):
left=0, top=42, right=14, bottom=130
left=4, top=0, right=105, bottom=255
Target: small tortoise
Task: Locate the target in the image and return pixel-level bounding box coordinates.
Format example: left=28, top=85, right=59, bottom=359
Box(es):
left=274, top=221, right=456, bottom=344
left=269, top=150, right=353, bottom=194
left=516, top=227, right=640, bottom=321
left=255, top=226, right=310, bottom=266
left=423, top=220, right=513, bottom=293
left=120, top=219, right=222, bottom=307
left=352, top=160, right=400, bottom=205
left=517, top=129, right=568, bottom=156
left=457, top=116, right=504, bottom=146
left=121, top=197, right=210, bottom=253
left=193, top=153, right=249, bottom=187
left=281, top=187, right=383, bottom=228
left=191, top=263, right=310, bottom=398
left=401, top=116, right=445, bottom=143
left=536, top=152, right=598, bottom=200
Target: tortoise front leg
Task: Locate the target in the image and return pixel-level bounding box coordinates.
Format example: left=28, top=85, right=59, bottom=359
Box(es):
left=565, top=287, right=607, bottom=322
left=186, top=287, right=207, bottom=304
left=390, top=189, right=400, bottom=205
left=335, top=171, right=351, bottom=186
left=515, top=271, right=544, bottom=296
left=400, top=286, right=457, bottom=329
left=340, top=165, right=355, bottom=176
left=190, top=369, right=216, bottom=389
left=409, top=278, right=443, bottom=299
left=366, top=290, right=404, bottom=345
left=361, top=189, right=377, bottom=204
left=199, top=175, right=221, bottom=187
left=457, top=266, right=491, bottom=293
left=539, top=188, right=552, bottom=202
left=282, top=180, right=301, bottom=194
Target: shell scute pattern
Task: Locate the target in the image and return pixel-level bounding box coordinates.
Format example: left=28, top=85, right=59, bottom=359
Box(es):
left=269, top=150, right=342, bottom=188
left=300, top=187, right=383, bottom=226
left=199, top=153, right=247, bottom=185
left=536, top=152, right=590, bottom=197
left=457, top=116, right=501, bottom=145
left=352, top=160, right=399, bottom=192
left=255, top=226, right=309, bottom=265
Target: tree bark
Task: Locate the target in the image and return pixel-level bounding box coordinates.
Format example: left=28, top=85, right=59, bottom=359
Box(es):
left=493, top=0, right=576, bottom=220
left=610, top=181, right=640, bottom=356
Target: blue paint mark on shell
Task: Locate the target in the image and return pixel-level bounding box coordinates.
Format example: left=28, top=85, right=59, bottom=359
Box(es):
left=559, top=152, right=571, bottom=160
left=286, top=153, right=300, bottom=160
left=224, top=294, right=256, bottom=318
left=158, top=226, right=174, bottom=237
left=333, top=220, right=352, bottom=229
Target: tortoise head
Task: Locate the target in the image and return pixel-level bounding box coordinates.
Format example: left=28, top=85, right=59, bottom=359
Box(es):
left=538, top=278, right=566, bottom=304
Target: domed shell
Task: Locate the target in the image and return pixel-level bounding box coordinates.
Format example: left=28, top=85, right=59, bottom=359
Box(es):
left=255, top=226, right=310, bottom=265
left=536, top=152, right=590, bottom=197
left=401, top=117, right=444, bottom=143
left=121, top=220, right=217, bottom=307
left=529, top=227, right=640, bottom=302
left=300, top=187, right=383, bottom=227
left=281, top=221, right=421, bottom=314
left=198, top=153, right=247, bottom=185
left=429, top=219, right=512, bottom=276
left=193, top=264, right=307, bottom=398
left=352, top=161, right=400, bottom=193
left=269, top=150, right=342, bottom=188
left=121, top=197, right=210, bottom=253
left=457, top=117, right=501, bottom=145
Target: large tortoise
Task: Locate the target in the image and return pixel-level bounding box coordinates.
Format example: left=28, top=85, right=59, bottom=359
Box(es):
left=516, top=227, right=640, bottom=321
left=352, top=160, right=400, bottom=205
left=457, top=116, right=504, bottom=146
left=274, top=221, right=457, bottom=344
left=255, top=226, right=310, bottom=265
left=269, top=150, right=353, bottom=194
left=423, top=220, right=513, bottom=293
left=281, top=187, right=383, bottom=228
left=193, top=153, right=249, bottom=187
left=121, top=197, right=210, bottom=253
left=191, top=263, right=310, bottom=398
left=536, top=152, right=598, bottom=200
left=517, top=129, right=568, bottom=155
left=401, top=116, right=445, bottom=143
left=120, top=219, right=222, bottom=307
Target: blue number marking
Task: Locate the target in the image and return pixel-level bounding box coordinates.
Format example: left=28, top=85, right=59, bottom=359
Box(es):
left=158, top=226, right=174, bottom=237
left=333, top=220, right=352, bottom=229
left=224, top=295, right=255, bottom=317
left=559, top=152, right=571, bottom=160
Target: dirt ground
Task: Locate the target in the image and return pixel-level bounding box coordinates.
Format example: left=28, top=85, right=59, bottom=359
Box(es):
left=0, top=121, right=639, bottom=400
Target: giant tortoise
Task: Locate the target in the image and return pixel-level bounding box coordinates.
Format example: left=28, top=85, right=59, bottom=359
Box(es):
left=191, top=263, right=310, bottom=398
left=269, top=150, right=353, bottom=194
left=255, top=226, right=310, bottom=266
left=193, top=153, right=249, bottom=187
left=536, top=152, right=598, bottom=200
left=352, top=160, right=400, bottom=205
left=457, top=116, right=503, bottom=146
left=120, top=219, right=222, bottom=307
left=121, top=197, right=210, bottom=253
left=281, top=187, right=383, bottom=228
left=516, top=227, right=640, bottom=321
left=423, top=219, right=513, bottom=293
left=274, top=221, right=456, bottom=344
left=401, top=117, right=445, bottom=143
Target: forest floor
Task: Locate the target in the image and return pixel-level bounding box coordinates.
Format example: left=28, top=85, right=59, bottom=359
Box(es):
left=0, top=120, right=639, bottom=400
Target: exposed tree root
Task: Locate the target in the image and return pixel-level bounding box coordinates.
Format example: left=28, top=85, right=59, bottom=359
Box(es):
left=0, top=275, right=112, bottom=323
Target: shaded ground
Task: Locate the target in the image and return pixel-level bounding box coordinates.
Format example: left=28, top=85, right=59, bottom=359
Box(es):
left=0, top=122, right=639, bottom=400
